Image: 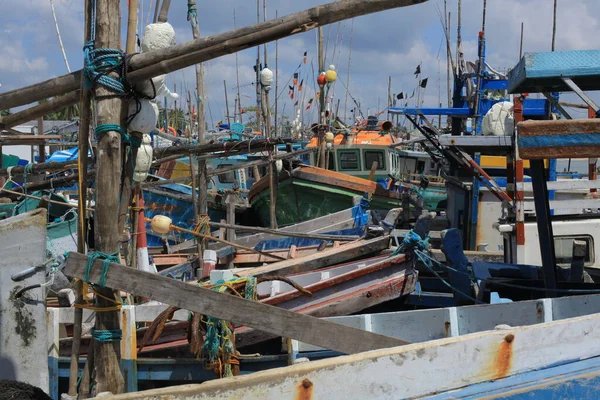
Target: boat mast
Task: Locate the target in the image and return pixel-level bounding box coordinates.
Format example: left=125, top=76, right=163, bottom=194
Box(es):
left=255, top=0, right=262, bottom=133
left=274, top=9, right=279, bottom=137
left=263, top=0, right=272, bottom=137
left=344, top=18, right=354, bottom=123
left=318, top=26, right=326, bottom=168
left=49, top=0, right=71, bottom=73
left=234, top=9, right=242, bottom=123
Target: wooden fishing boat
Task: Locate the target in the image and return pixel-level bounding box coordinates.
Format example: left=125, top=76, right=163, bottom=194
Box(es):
left=249, top=164, right=435, bottom=227
left=306, top=123, right=447, bottom=209
left=92, top=293, right=600, bottom=399
left=57, top=253, right=416, bottom=357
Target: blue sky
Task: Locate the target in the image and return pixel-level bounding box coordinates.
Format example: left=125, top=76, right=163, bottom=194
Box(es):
left=1, top=0, right=599, bottom=126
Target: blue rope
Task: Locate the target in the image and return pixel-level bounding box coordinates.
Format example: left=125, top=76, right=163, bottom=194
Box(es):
left=83, top=250, right=120, bottom=287
left=91, top=329, right=122, bottom=343
left=187, top=1, right=197, bottom=22
left=393, top=229, right=430, bottom=255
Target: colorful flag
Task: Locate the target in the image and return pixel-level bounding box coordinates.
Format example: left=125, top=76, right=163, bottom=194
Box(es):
left=303, top=51, right=307, bottom=64
left=293, top=73, right=299, bottom=86
left=414, top=65, right=421, bottom=76
left=420, top=78, right=428, bottom=88
left=294, top=100, right=299, bottom=106
left=397, top=92, right=404, bottom=100
left=298, top=79, right=304, bottom=91
left=306, top=98, right=313, bottom=110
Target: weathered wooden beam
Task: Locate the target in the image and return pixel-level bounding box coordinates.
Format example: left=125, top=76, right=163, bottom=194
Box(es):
left=63, top=252, right=408, bottom=354
left=0, top=91, right=80, bottom=130
left=518, top=119, right=600, bottom=160
left=236, top=236, right=391, bottom=278
left=0, top=0, right=428, bottom=111
left=152, top=138, right=291, bottom=159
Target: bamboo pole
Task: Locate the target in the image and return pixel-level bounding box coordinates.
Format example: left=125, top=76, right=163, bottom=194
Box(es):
left=68, top=0, right=92, bottom=394
left=126, top=0, right=139, bottom=54
left=0, top=0, right=429, bottom=112
left=145, top=218, right=287, bottom=261
left=92, top=0, right=125, bottom=393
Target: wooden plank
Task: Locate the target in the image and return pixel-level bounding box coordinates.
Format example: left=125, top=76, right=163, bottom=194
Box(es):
left=518, top=119, right=600, bottom=160
left=235, top=236, right=390, bottom=278
left=101, top=312, right=600, bottom=400
left=63, top=252, right=408, bottom=354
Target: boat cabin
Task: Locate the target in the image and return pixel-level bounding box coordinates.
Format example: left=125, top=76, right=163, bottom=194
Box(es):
left=306, top=131, right=438, bottom=180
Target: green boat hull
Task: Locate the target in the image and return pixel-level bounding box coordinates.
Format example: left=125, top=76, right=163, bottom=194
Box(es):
left=251, top=178, right=446, bottom=227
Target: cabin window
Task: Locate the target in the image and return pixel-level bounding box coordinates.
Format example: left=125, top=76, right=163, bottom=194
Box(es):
left=554, top=235, right=594, bottom=266
left=364, top=151, right=385, bottom=170
left=216, top=164, right=236, bottom=183
left=416, top=160, right=426, bottom=174
left=338, top=150, right=361, bottom=171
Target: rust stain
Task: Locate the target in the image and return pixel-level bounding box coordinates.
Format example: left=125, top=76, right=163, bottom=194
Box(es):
left=296, top=378, right=314, bottom=400
left=491, top=334, right=514, bottom=380
left=444, top=321, right=451, bottom=338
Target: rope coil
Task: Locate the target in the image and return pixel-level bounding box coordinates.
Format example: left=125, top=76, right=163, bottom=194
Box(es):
left=91, top=329, right=122, bottom=343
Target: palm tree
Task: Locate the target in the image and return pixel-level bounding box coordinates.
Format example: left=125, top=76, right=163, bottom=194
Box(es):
left=38, top=99, right=80, bottom=121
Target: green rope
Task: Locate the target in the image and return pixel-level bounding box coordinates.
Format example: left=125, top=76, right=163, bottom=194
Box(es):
left=91, top=329, right=122, bottom=343
left=199, top=277, right=258, bottom=377
left=83, top=250, right=120, bottom=287
left=22, top=163, right=33, bottom=194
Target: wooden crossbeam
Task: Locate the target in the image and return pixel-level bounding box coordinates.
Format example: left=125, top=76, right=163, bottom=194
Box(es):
left=518, top=119, right=600, bottom=160
left=63, top=252, right=408, bottom=354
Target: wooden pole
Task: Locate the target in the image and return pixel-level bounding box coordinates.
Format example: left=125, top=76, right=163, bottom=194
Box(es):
left=37, top=117, right=45, bottom=163
left=188, top=0, right=208, bottom=268
left=92, top=0, right=125, bottom=393
left=255, top=0, right=262, bottom=134
left=274, top=9, right=279, bottom=137
left=344, top=18, right=354, bottom=123
left=0, top=0, right=430, bottom=114
left=117, top=0, right=144, bottom=252
left=224, top=80, right=231, bottom=128
left=551, top=0, right=557, bottom=51
left=157, top=0, right=171, bottom=23
left=318, top=27, right=326, bottom=168
left=126, top=0, right=139, bottom=54
left=268, top=158, right=278, bottom=229
left=519, top=22, right=524, bottom=59
left=233, top=9, right=243, bottom=123
left=153, top=0, right=160, bottom=23
left=68, top=0, right=92, bottom=395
